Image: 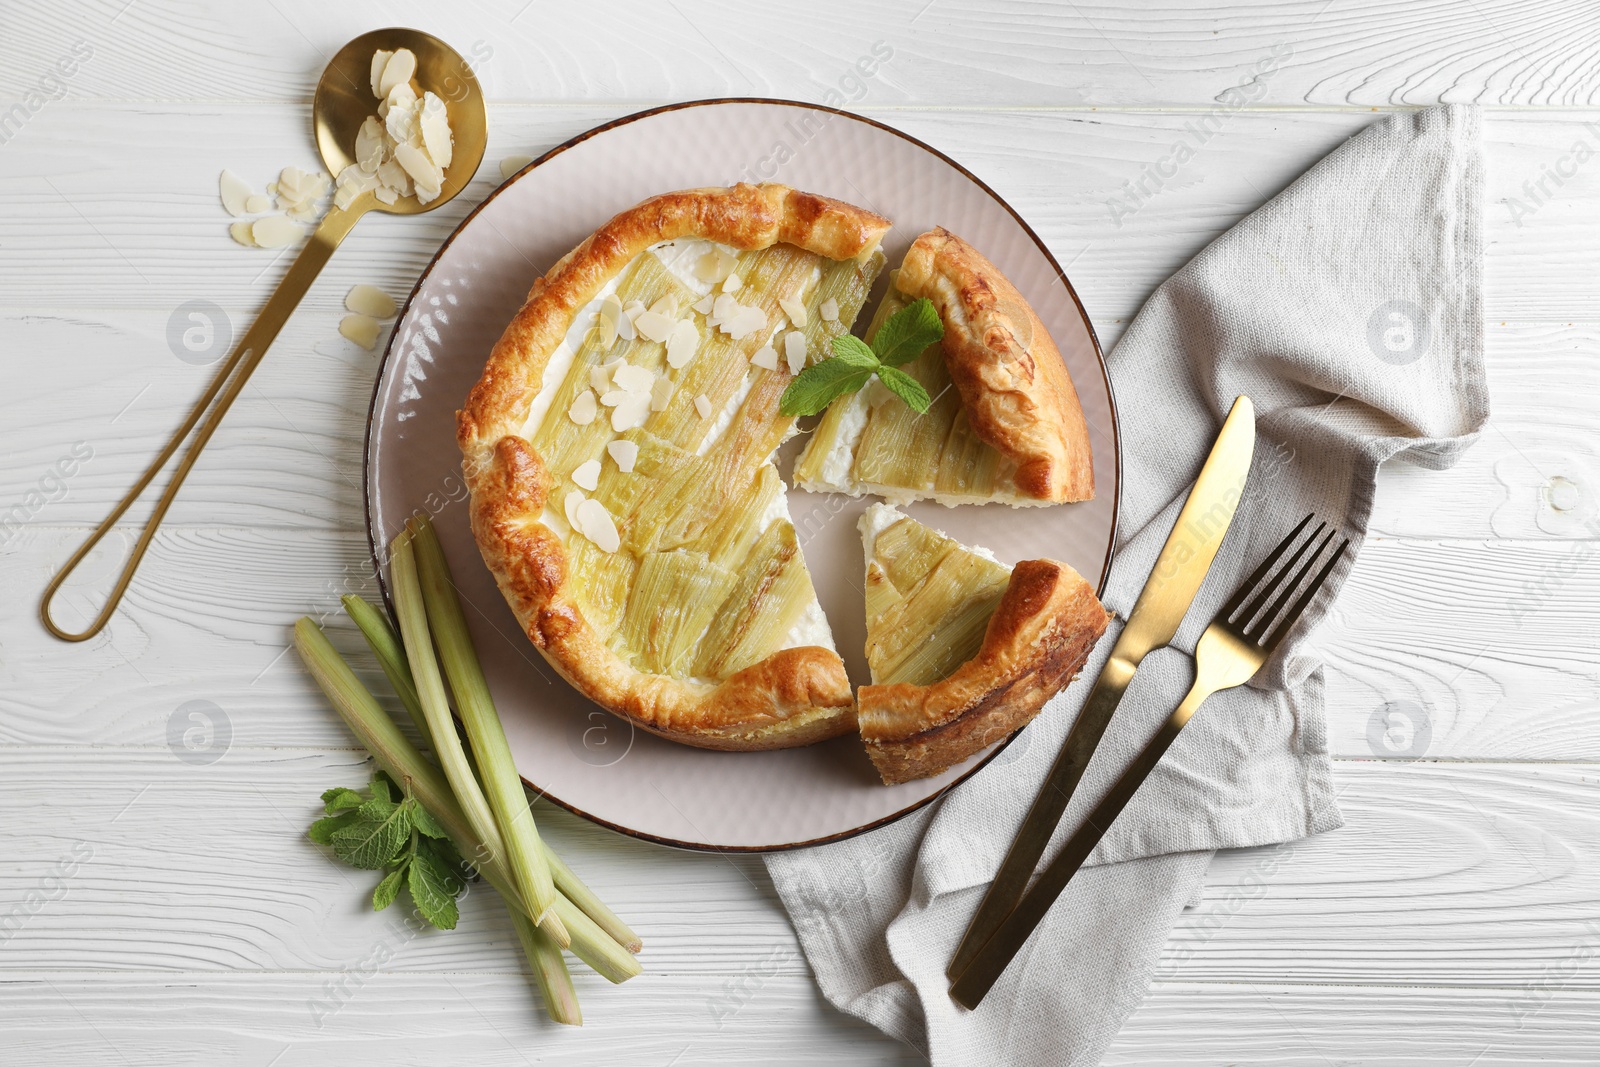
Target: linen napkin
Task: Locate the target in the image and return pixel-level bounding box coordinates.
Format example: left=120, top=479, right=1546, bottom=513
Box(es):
left=767, top=104, right=1487, bottom=1065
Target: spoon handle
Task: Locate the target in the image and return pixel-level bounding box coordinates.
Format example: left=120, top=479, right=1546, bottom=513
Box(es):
left=39, top=206, right=364, bottom=642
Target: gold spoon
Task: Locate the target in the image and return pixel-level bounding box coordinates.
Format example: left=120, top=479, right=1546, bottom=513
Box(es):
left=40, top=28, right=487, bottom=642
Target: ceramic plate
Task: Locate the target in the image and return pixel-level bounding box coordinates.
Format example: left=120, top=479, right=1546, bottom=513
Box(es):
left=366, top=99, right=1118, bottom=851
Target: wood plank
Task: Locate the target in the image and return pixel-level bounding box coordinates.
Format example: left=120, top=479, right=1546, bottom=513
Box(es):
left=2, top=107, right=1596, bottom=323
left=0, top=972, right=922, bottom=1064
left=1109, top=983, right=1600, bottom=1065
left=5, top=526, right=1596, bottom=761
left=3, top=0, right=1597, bottom=107
left=3, top=750, right=1600, bottom=987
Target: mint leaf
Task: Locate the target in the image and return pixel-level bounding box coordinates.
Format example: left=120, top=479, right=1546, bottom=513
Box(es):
left=309, top=810, right=359, bottom=845
left=408, top=799, right=450, bottom=841
left=373, top=867, right=404, bottom=911
left=871, top=298, right=943, bottom=367
left=330, top=808, right=410, bottom=870
left=876, top=366, right=933, bottom=414
left=321, top=787, right=364, bottom=814
left=369, top=772, right=396, bottom=805
left=829, top=334, right=879, bottom=368
left=779, top=360, right=874, bottom=417
left=409, top=840, right=464, bottom=930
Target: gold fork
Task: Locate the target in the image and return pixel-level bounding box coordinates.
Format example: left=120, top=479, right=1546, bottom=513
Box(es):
left=948, top=514, right=1350, bottom=1009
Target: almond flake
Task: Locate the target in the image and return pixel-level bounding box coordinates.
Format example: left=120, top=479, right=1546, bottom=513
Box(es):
left=820, top=298, right=839, bottom=322
left=377, top=158, right=413, bottom=197
left=784, top=331, right=808, bottom=374
left=563, top=490, right=585, bottom=529
left=650, top=377, right=675, bottom=412
left=355, top=116, right=387, bottom=173
left=610, top=392, right=651, bottom=432
left=576, top=498, right=620, bottom=553
left=694, top=247, right=735, bottom=283
left=694, top=393, right=713, bottom=419
left=607, top=440, right=639, bottom=473
left=339, top=313, right=382, bottom=351
left=346, top=284, right=396, bottom=319
left=648, top=294, right=679, bottom=319
left=385, top=98, right=418, bottom=146
left=394, top=141, right=442, bottom=196
left=286, top=203, right=320, bottom=223
left=418, top=92, right=453, bottom=169
left=591, top=360, right=620, bottom=393
left=596, top=294, right=624, bottom=345
left=572, top=459, right=601, bottom=492
left=710, top=293, right=739, bottom=328
left=374, top=187, right=399, bottom=205
left=369, top=50, right=394, bottom=97
left=666, top=320, right=699, bottom=369
left=692, top=294, right=715, bottom=315
left=724, top=304, right=768, bottom=340
left=614, top=306, right=636, bottom=341
left=778, top=295, right=807, bottom=327
left=599, top=389, right=629, bottom=408
left=377, top=48, right=417, bottom=99
left=228, top=220, right=256, bottom=246
left=219, top=169, right=252, bottom=217
left=499, top=155, right=534, bottom=180
left=251, top=215, right=304, bottom=248
left=633, top=310, right=674, bottom=344
left=750, top=345, right=779, bottom=371
left=244, top=194, right=272, bottom=214
left=612, top=362, right=655, bottom=395
left=722, top=273, right=742, bottom=293
left=568, top=389, right=598, bottom=425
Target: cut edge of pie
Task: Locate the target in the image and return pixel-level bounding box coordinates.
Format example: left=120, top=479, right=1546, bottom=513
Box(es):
left=856, top=503, right=1110, bottom=785
left=794, top=227, right=1095, bottom=508
left=457, top=183, right=892, bottom=751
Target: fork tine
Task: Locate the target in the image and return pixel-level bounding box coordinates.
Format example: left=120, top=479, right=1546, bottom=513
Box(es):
left=1259, top=536, right=1349, bottom=649
left=1231, top=518, right=1326, bottom=631
left=1221, top=513, right=1315, bottom=621
left=1246, top=527, right=1334, bottom=640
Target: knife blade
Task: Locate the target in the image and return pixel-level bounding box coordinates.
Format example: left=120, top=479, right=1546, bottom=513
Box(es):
left=946, top=394, right=1256, bottom=984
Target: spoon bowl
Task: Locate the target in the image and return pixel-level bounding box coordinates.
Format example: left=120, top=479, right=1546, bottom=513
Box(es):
left=314, top=27, right=488, bottom=216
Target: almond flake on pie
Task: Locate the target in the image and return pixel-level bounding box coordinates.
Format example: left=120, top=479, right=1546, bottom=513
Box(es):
left=568, top=389, right=598, bottom=425
left=572, top=459, right=601, bottom=491
left=783, top=332, right=807, bottom=374
left=819, top=298, right=839, bottom=322
left=750, top=344, right=780, bottom=371
left=607, top=439, right=639, bottom=473
left=693, top=393, right=713, bottom=419
left=665, top=320, right=699, bottom=369
left=778, top=295, right=807, bottom=327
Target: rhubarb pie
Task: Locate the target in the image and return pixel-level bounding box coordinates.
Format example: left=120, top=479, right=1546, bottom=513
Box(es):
left=795, top=228, right=1095, bottom=506
left=458, top=184, right=889, bottom=750
left=856, top=504, right=1109, bottom=784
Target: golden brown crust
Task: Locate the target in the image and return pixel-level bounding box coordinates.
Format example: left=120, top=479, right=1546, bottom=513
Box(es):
left=858, top=558, right=1109, bottom=785
left=458, top=186, right=889, bottom=751
left=895, top=228, right=1095, bottom=503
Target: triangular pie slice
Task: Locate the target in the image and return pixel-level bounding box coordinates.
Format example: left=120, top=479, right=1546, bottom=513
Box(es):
left=459, top=184, right=890, bottom=750
left=794, top=227, right=1095, bottom=507
left=856, top=504, right=1109, bottom=785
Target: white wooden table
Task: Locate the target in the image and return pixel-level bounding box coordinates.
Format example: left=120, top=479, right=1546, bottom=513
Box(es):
left=4, top=2, right=1598, bottom=1062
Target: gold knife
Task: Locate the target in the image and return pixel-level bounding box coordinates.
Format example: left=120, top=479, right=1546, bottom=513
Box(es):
left=946, top=394, right=1256, bottom=984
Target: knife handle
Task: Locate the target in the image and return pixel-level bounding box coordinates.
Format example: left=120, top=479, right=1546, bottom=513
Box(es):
left=946, top=649, right=1140, bottom=980
left=948, top=680, right=1209, bottom=1008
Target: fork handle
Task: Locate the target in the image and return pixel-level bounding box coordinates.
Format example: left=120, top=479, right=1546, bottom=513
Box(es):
left=38, top=206, right=361, bottom=642
left=947, top=678, right=1214, bottom=1009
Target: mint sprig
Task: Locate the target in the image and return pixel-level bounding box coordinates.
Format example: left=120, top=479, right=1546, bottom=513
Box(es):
left=309, top=771, right=467, bottom=929
left=779, top=297, right=942, bottom=417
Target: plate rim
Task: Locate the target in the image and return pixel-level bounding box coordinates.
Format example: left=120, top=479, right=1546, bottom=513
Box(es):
left=362, top=96, right=1122, bottom=853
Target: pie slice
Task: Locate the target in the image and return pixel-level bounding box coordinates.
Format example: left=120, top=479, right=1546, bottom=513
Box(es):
left=856, top=504, right=1109, bottom=785
left=458, top=184, right=890, bottom=750
left=794, top=227, right=1095, bottom=507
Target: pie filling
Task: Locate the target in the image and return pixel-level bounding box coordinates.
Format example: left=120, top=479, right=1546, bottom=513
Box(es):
left=860, top=503, right=1011, bottom=688
left=794, top=268, right=1041, bottom=507
left=521, top=237, right=885, bottom=684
